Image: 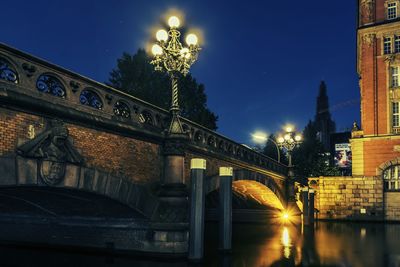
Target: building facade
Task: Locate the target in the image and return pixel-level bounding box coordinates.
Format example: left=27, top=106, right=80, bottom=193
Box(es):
left=352, top=0, right=400, bottom=220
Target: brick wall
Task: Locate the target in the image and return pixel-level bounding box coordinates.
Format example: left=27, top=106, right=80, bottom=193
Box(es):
left=311, top=176, right=384, bottom=220
left=385, top=192, right=400, bottom=220
left=0, top=108, right=162, bottom=184
left=0, top=108, right=46, bottom=155
left=363, top=137, right=400, bottom=176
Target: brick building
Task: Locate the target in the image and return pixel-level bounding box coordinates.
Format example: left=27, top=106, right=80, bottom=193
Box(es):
left=350, top=0, right=400, bottom=219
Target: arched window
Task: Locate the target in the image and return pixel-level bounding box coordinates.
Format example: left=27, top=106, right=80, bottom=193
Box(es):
left=0, top=58, right=18, bottom=83
left=383, top=165, right=400, bottom=191
left=80, top=89, right=103, bottom=109
left=36, top=74, right=66, bottom=98
left=113, top=101, right=130, bottom=118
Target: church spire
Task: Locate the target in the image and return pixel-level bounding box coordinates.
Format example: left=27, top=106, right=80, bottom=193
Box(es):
left=314, top=81, right=336, bottom=151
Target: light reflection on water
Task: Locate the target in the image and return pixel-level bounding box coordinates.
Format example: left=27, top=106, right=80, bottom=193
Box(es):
left=1, top=222, right=400, bottom=266
left=204, top=222, right=400, bottom=267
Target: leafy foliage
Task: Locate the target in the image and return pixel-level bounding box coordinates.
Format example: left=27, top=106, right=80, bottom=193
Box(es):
left=262, top=134, right=288, bottom=164
left=291, top=121, right=340, bottom=183
left=108, top=49, right=218, bottom=130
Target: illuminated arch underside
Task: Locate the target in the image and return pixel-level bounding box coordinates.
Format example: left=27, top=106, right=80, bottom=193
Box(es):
left=232, top=180, right=284, bottom=210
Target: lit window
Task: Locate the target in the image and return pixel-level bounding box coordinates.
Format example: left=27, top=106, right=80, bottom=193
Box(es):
left=392, top=67, right=399, bottom=87
left=393, top=102, right=399, bottom=127
left=395, top=36, right=400, bottom=53
left=388, top=2, right=398, bottom=19
left=384, top=165, right=400, bottom=191
left=384, top=37, right=392, bottom=54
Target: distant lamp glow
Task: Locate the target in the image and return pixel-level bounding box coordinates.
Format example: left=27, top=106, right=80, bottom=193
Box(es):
left=156, top=29, right=168, bottom=42
left=151, top=44, right=163, bottom=56
left=277, top=137, right=284, bottom=143
left=168, top=16, right=180, bottom=28
left=186, top=33, right=198, bottom=46
left=284, top=134, right=290, bottom=140
left=251, top=131, right=268, bottom=144
left=295, top=135, right=302, bottom=142
left=286, top=126, right=293, bottom=133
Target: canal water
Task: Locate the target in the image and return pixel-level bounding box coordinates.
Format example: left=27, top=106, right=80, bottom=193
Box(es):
left=1, top=221, right=399, bottom=267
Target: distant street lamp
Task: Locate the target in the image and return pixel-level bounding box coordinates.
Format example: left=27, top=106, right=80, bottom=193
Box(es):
left=277, top=125, right=302, bottom=206
left=150, top=15, right=201, bottom=134
left=276, top=126, right=302, bottom=168
left=251, top=131, right=281, bottom=163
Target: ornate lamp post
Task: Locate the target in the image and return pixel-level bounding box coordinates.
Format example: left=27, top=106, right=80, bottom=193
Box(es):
left=149, top=15, right=201, bottom=200
left=150, top=16, right=201, bottom=135
left=276, top=126, right=302, bottom=168
left=277, top=126, right=302, bottom=207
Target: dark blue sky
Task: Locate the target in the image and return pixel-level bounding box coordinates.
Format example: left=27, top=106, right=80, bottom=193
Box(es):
left=2, top=0, right=360, bottom=144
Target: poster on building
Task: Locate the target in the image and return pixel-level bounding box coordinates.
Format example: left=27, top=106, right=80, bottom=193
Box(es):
left=334, top=143, right=352, bottom=168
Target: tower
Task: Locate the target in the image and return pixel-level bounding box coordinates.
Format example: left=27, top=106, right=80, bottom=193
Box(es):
left=314, top=81, right=336, bottom=151
left=353, top=0, right=400, bottom=180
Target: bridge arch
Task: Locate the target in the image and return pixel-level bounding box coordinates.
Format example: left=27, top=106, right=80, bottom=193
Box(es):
left=205, top=169, right=286, bottom=209
left=0, top=162, right=159, bottom=221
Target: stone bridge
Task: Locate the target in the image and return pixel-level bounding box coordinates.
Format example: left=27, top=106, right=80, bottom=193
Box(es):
left=0, top=43, right=288, bottom=254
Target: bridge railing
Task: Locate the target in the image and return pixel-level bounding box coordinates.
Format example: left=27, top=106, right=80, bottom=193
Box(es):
left=181, top=117, right=287, bottom=175
left=0, top=43, right=287, bottom=176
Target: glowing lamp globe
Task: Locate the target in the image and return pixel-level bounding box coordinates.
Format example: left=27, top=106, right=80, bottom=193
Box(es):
left=295, top=135, right=302, bottom=142
left=277, top=137, right=284, bottom=143
left=168, top=16, right=180, bottom=28
left=186, top=33, right=198, bottom=46
left=180, top=47, right=191, bottom=59
left=286, top=126, right=293, bottom=133
left=284, top=134, right=290, bottom=140
left=151, top=44, right=163, bottom=56
left=156, top=29, right=168, bottom=42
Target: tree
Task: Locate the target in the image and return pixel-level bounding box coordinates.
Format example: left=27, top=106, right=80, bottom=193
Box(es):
left=262, top=134, right=288, bottom=164
left=108, top=49, right=218, bottom=130
left=292, top=121, right=340, bottom=183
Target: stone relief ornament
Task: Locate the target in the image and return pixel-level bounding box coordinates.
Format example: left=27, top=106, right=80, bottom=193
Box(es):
left=360, top=0, right=374, bottom=24
left=363, top=33, right=376, bottom=47
left=17, top=120, right=83, bottom=185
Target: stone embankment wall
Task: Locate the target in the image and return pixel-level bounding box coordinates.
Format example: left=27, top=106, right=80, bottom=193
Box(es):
left=309, top=176, right=385, bottom=221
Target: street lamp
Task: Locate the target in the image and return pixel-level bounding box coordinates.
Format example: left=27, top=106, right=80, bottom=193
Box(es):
left=150, top=15, right=201, bottom=134
left=277, top=125, right=302, bottom=208
left=276, top=126, right=302, bottom=168
left=251, top=131, right=281, bottom=163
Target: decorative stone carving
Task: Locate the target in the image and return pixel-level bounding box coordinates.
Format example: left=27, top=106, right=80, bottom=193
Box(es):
left=69, top=80, right=80, bottom=93
left=360, top=0, right=375, bottom=24
left=21, top=63, right=36, bottom=78
left=17, top=120, right=83, bottom=185
left=362, top=33, right=376, bottom=47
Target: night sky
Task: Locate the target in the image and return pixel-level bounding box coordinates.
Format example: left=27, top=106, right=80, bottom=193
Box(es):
left=2, top=0, right=359, bottom=145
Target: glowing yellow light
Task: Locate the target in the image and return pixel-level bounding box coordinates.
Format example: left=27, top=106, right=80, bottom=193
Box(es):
left=180, top=47, right=191, bottom=59
left=156, top=29, right=168, bottom=41
left=284, top=134, right=290, bottom=140
left=168, top=16, right=180, bottom=28
left=151, top=44, right=163, bottom=56
left=251, top=131, right=267, bottom=144
left=295, top=135, right=302, bottom=142
left=282, top=227, right=290, bottom=247
left=277, top=137, right=284, bottom=143
left=286, top=126, right=293, bottom=133
left=186, top=33, right=198, bottom=46
left=283, top=212, right=289, bottom=220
